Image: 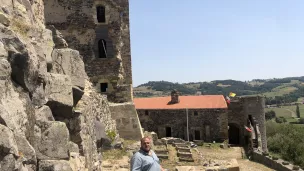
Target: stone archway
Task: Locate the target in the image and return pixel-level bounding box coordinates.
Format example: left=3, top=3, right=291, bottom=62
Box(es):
left=228, top=123, right=240, bottom=144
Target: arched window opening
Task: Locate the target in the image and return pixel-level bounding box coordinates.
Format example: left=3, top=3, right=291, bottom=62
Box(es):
left=98, top=39, right=107, bottom=58
left=96, top=6, right=106, bottom=23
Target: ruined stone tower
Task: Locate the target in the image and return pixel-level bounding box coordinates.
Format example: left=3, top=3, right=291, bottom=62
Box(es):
left=228, top=96, right=267, bottom=152
left=44, top=0, right=133, bottom=103
left=44, top=0, right=143, bottom=140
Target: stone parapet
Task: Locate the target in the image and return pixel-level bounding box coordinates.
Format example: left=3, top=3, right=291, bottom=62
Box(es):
left=252, top=150, right=303, bottom=171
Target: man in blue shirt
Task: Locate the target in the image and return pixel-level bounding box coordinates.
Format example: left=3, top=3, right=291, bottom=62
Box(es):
left=130, top=136, right=165, bottom=171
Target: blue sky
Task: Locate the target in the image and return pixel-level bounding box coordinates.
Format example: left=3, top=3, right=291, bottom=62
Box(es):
left=129, top=0, right=304, bottom=86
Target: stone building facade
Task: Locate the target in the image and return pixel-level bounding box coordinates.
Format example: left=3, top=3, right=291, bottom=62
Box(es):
left=44, top=0, right=132, bottom=103
left=134, top=92, right=229, bottom=142
left=135, top=91, right=267, bottom=152
left=137, top=109, right=228, bottom=142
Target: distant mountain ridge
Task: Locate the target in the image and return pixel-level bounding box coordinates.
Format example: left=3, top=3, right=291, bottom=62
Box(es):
left=133, top=76, right=304, bottom=105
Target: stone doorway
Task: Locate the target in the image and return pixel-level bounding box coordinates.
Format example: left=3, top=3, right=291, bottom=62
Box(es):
left=194, top=130, right=200, bottom=140
left=228, top=123, right=240, bottom=144
left=166, top=127, right=172, bottom=137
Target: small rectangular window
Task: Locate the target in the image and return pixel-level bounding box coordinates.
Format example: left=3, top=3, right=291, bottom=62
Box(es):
left=145, top=110, right=149, bottom=116
left=97, top=6, right=106, bottom=23
left=194, top=111, right=198, bottom=116
left=100, top=83, right=108, bottom=92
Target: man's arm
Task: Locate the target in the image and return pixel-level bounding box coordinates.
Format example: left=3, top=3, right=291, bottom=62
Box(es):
left=130, top=154, right=142, bottom=171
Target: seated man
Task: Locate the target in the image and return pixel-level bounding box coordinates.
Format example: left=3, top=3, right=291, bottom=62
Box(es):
left=130, top=136, right=165, bottom=171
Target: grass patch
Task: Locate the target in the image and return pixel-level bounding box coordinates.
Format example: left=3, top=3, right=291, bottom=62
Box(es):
left=10, top=18, right=31, bottom=37
left=101, top=139, right=137, bottom=160
left=261, top=86, right=298, bottom=98
left=285, top=117, right=298, bottom=123
left=266, top=105, right=304, bottom=121
left=123, top=140, right=138, bottom=147
left=282, top=104, right=304, bottom=116
left=265, top=108, right=293, bottom=118
left=217, top=83, right=231, bottom=87
left=102, top=149, right=128, bottom=160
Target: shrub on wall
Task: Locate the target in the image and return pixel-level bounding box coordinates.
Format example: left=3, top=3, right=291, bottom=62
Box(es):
left=106, top=130, right=116, bottom=142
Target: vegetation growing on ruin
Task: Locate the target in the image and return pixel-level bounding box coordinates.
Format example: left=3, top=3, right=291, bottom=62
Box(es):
left=102, top=148, right=128, bottom=160
left=106, top=130, right=117, bottom=142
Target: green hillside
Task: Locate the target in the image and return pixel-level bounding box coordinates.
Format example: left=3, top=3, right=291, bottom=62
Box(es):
left=134, top=77, right=304, bottom=105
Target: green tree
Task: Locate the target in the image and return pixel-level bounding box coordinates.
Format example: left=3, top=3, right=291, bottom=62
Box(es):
left=265, top=110, right=276, bottom=120
left=296, top=104, right=300, bottom=118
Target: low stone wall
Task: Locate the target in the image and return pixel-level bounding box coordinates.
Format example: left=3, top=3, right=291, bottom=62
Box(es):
left=252, top=151, right=303, bottom=171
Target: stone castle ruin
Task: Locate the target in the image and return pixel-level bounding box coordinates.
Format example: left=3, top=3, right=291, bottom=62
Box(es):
left=228, top=96, right=267, bottom=152
left=0, top=0, right=283, bottom=170
left=44, top=0, right=143, bottom=140
left=0, top=0, right=141, bottom=170
left=135, top=90, right=268, bottom=152
left=44, top=0, right=132, bottom=103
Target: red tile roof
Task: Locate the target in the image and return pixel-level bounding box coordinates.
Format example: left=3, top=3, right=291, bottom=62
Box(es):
left=134, top=95, right=228, bottom=110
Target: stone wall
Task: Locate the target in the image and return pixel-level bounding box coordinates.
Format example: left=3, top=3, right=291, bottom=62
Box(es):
left=44, top=0, right=133, bottom=103
left=228, top=99, right=247, bottom=146
left=242, top=96, right=267, bottom=152
left=0, top=0, right=118, bottom=170
left=137, top=109, right=228, bottom=142
left=228, top=96, right=267, bottom=152
left=252, top=150, right=303, bottom=171
left=109, top=102, right=143, bottom=140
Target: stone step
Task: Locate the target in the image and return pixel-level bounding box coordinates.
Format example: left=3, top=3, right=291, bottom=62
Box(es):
left=155, top=150, right=168, bottom=155
left=177, top=151, right=193, bottom=158
left=177, top=148, right=191, bottom=153
left=179, top=157, right=194, bottom=162
left=157, top=154, right=169, bottom=159
left=176, top=146, right=190, bottom=150
left=173, top=142, right=186, bottom=147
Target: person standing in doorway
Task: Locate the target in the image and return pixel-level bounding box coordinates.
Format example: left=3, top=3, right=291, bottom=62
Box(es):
left=130, top=136, right=165, bottom=171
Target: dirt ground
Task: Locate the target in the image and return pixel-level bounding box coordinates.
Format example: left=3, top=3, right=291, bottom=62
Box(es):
left=198, top=146, right=274, bottom=171
left=102, top=143, right=274, bottom=171
left=161, top=145, right=274, bottom=171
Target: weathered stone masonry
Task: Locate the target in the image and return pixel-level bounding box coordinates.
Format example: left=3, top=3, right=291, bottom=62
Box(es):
left=137, top=109, right=228, bottom=142
left=228, top=96, right=267, bottom=152
left=44, top=0, right=143, bottom=140
left=44, top=0, right=133, bottom=103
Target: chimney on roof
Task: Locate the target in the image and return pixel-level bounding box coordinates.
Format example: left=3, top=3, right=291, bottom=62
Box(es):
left=170, top=89, right=180, bottom=104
